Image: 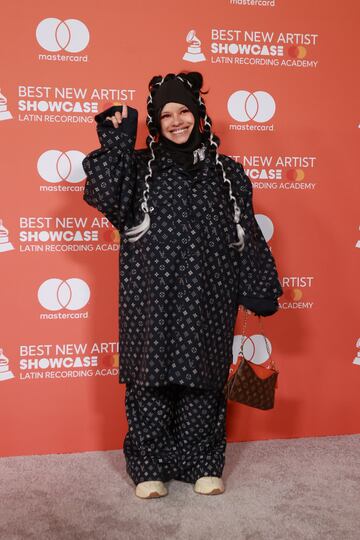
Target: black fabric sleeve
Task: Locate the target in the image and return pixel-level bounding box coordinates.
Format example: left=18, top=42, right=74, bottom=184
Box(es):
left=239, top=296, right=279, bottom=317
left=238, top=181, right=283, bottom=300
left=82, top=106, right=138, bottom=231
left=222, top=156, right=283, bottom=314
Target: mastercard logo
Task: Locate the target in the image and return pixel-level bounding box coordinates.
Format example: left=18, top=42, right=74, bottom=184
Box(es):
left=233, top=334, right=272, bottom=365
left=255, top=214, right=274, bottom=242
left=100, top=354, right=119, bottom=368
left=288, top=46, right=307, bottom=59
left=283, top=288, right=304, bottom=302
left=36, top=18, right=90, bottom=53
left=227, top=90, right=276, bottom=123
left=102, top=229, right=120, bottom=243
left=37, top=150, right=86, bottom=184
left=38, top=278, right=90, bottom=311
left=286, top=169, right=306, bottom=181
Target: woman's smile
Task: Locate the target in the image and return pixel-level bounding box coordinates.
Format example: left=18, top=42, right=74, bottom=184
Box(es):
left=171, top=127, right=188, bottom=134
left=160, top=102, right=195, bottom=143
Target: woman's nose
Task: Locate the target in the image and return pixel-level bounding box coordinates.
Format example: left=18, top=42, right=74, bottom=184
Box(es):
left=172, top=114, right=182, bottom=125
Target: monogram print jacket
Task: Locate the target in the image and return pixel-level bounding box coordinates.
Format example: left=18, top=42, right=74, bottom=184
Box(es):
left=82, top=106, right=282, bottom=389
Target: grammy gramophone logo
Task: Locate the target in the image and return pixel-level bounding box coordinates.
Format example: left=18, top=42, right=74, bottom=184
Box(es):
left=183, top=30, right=206, bottom=63
left=0, top=349, right=15, bottom=381
left=0, top=89, right=12, bottom=121
left=0, top=219, right=14, bottom=252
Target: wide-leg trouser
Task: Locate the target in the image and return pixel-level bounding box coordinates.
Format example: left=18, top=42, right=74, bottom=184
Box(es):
left=123, top=383, right=228, bottom=485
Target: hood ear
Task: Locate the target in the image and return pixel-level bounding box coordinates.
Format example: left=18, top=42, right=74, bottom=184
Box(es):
left=148, top=75, right=165, bottom=92
left=181, top=72, right=203, bottom=92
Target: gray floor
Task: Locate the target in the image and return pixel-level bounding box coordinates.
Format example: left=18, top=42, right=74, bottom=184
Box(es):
left=1, top=434, right=359, bottom=540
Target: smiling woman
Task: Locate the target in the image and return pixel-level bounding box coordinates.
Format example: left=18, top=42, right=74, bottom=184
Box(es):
left=160, top=103, right=195, bottom=143
left=82, top=71, right=282, bottom=500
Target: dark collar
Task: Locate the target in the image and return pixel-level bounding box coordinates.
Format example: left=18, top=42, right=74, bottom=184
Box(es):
left=153, top=140, right=217, bottom=178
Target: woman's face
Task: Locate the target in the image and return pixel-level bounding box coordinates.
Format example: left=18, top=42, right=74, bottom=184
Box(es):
left=160, top=102, right=195, bottom=144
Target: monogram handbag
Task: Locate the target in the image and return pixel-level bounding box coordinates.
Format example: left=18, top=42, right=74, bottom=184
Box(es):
left=224, top=310, right=279, bottom=410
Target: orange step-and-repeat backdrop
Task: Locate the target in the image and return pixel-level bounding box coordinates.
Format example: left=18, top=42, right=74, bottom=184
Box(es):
left=1, top=0, right=359, bottom=457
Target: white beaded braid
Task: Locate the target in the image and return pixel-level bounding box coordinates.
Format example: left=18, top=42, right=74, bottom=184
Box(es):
left=124, top=75, right=245, bottom=251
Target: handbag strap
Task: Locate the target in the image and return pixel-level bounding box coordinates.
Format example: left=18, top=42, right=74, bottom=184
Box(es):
left=239, top=308, right=278, bottom=373
left=257, top=315, right=278, bottom=372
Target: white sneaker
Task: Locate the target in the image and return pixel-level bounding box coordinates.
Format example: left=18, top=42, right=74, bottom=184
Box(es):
left=194, top=476, right=225, bottom=495
left=135, top=480, right=168, bottom=499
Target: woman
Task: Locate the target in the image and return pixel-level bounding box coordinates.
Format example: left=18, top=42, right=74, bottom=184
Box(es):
left=82, top=72, right=282, bottom=499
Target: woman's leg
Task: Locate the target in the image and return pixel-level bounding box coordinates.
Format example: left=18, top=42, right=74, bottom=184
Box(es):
left=172, top=386, right=228, bottom=484
left=123, top=382, right=179, bottom=485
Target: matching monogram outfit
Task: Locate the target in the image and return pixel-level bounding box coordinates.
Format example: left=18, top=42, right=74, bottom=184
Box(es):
left=82, top=106, right=282, bottom=484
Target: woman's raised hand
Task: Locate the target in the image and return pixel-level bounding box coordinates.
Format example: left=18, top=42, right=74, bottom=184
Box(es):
left=105, top=104, right=128, bottom=128
left=96, top=103, right=138, bottom=139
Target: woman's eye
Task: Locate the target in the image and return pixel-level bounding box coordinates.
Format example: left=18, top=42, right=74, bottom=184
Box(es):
left=181, top=109, right=189, bottom=114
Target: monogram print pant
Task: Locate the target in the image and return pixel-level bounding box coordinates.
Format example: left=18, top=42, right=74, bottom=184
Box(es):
left=123, top=383, right=228, bottom=485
